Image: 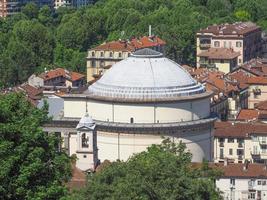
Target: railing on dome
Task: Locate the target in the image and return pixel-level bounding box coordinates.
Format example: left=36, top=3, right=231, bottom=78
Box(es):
left=88, top=82, right=206, bottom=100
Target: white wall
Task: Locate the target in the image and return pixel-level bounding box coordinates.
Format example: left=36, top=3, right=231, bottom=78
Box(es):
left=63, top=97, right=210, bottom=123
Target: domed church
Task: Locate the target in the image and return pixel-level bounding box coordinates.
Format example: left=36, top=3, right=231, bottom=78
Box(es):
left=45, top=48, right=216, bottom=171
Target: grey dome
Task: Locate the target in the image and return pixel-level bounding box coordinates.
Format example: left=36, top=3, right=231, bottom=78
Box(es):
left=76, top=113, right=95, bottom=130
left=88, top=48, right=205, bottom=101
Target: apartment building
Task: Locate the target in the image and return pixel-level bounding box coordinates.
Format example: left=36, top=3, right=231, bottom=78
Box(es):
left=0, top=0, right=53, bottom=17
left=197, top=48, right=240, bottom=73
left=214, top=122, right=267, bottom=164
left=214, top=162, right=267, bottom=200
left=86, top=36, right=166, bottom=82
left=28, top=68, right=85, bottom=88
left=196, top=22, right=262, bottom=72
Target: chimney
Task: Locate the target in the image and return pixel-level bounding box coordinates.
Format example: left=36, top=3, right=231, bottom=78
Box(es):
left=243, top=160, right=249, bottom=171
left=149, top=25, right=152, bottom=37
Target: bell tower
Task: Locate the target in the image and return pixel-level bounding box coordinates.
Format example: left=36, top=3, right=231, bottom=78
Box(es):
left=76, top=113, right=98, bottom=171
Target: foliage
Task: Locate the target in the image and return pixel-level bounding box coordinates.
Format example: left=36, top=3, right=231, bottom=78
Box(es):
left=1, top=0, right=267, bottom=86
left=0, top=93, right=72, bottom=200
left=66, top=138, right=222, bottom=200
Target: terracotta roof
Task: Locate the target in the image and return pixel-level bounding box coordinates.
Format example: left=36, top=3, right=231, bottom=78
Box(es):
left=39, top=68, right=85, bottom=82
left=227, top=70, right=249, bottom=89
left=256, top=101, right=267, bottom=110
left=198, top=48, right=240, bottom=60
left=246, top=76, right=267, bottom=85
left=92, top=40, right=134, bottom=52
left=214, top=121, right=267, bottom=138
left=198, top=22, right=260, bottom=36
left=92, top=36, right=166, bottom=52
left=239, top=58, right=267, bottom=77
left=131, top=36, right=166, bottom=49
left=211, top=163, right=267, bottom=178
left=236, top=109, right=259, bottom=121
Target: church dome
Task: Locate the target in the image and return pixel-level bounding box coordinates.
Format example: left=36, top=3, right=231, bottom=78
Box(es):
left=88, top=48, right=205, bottom=101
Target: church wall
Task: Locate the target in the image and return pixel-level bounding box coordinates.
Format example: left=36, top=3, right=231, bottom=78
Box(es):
left=96, top=128, right=212, bottom=162
left=64, top=97, right=211, bottom=123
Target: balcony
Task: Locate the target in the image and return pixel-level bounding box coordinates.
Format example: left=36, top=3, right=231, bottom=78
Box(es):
left=199, top=43, right=211, bottom=48
left=199, top=62, right=216, bottom=69
left=259, top=139, right=267, bottom=146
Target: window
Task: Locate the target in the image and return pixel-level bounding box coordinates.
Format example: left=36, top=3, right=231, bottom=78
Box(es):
left=219, top=138, right=225, bottom=143
left=262, top=181, right=266, bottom=185
left=91, top=60, right=96, bottom=67
left=239, top=59, right=242, bottom=63
left=128, top=53, right=131, bottom=57
left=236, top=41, right=242, bottom=47
left=100, top=61, right=105, bottom=67
left=229, top=41, right=232, bottom=48
left=220, top=148, right=224, bottom=158
left=109, top=52, right=113, bottom=58
left=237, top=149, right=244, bottom=155
left=100, top=52, right=104, bottom=57
left=228, top=138, right=235, bottom=143
left=248, top=192, right=256, bottom=199
left=229, top=148, right=233, bottom=155
left=91, top=51, right=95, bottom=57
left=220, top=59, right=224, bottom=63
left=230, top=178, right=235, bottom=186
left=258, top=180, right=262, bottom=185
left=119, top=52, right=122, bottom=58
left=224, top=41, right=227, bottom=48
left=81, top=133, right=89, bottom=148
left=214, top=41, right=220, bottom=47
left=130, top=117, right=134, bottom=123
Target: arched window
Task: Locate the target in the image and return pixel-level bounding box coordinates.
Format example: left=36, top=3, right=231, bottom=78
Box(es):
left=130, top=117, right=134, bottom=123
left=81, top=133, right=89, bottom=148
left=91, top=51, right=95, bottom=57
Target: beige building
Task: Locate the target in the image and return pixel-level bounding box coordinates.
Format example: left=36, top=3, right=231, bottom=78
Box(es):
left=86, top=36, right=166, bottom=82
left=214, top=122, right=267, bottom=164
left=246, top=76, right=267, bottom=109
left=196, top=22, right=262, bottom=71
left=197, top=48, right=240, bottom=73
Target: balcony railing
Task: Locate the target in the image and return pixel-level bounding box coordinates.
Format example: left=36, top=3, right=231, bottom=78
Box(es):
left=199, top=43, right=211, bottom=48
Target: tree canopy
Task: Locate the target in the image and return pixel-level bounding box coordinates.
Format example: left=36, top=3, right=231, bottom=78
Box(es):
left=67, top=139, right=222, bottom=200
left=0, top=93, right=72, bottom=200
left=1, top=0, right=267, bottom=87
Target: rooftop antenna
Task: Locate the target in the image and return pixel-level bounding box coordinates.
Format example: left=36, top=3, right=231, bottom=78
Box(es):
left=149, top=25, right=152, bottom=37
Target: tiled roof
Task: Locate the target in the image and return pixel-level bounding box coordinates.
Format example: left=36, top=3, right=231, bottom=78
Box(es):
left=246, top=76, right=267, bottom=85
left=92, top=40, right=134, bottom=52
left=198, top=48, right=240, bottom=60
left=198, top=22, right=260, bottom=36
left=39, top=68, right=85, bottom=82
left=238, top=59, right=267, bottom=77
left=214, top=121, right=267, bottom=138
left=91, top=36, right=166, bottom=52
left=256, top=101, right=267, bottom=110
left=131, top=36, right=166, bottom=49
left=212, top=163, right=267, bottom=178
left=236, top=109, right=259, bottom=121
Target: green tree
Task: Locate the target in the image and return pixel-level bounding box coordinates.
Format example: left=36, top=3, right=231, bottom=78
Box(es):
left=21, top=2, right=39, bottom=19
left=67, top=139, right=222, bottom=200
left=0, top=93, right=72, bottom=200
